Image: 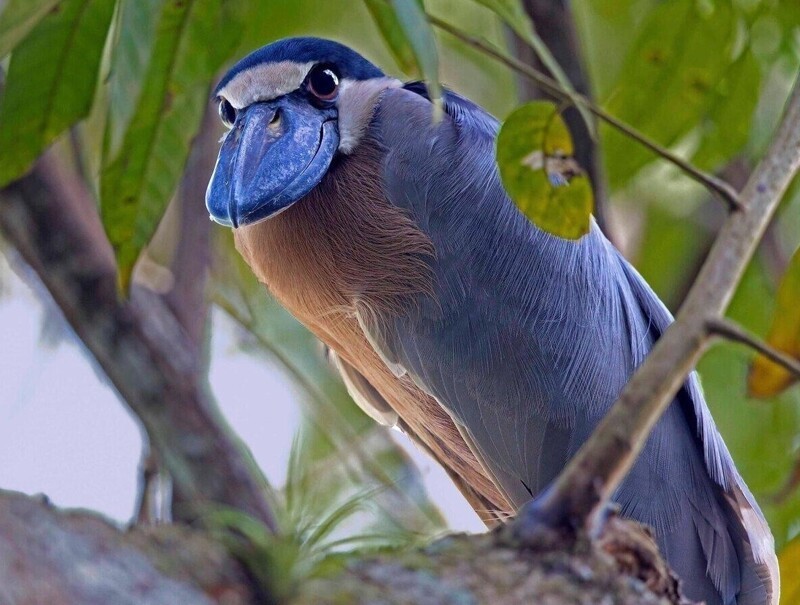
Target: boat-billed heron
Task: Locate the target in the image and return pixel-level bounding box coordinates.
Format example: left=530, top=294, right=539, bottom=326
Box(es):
left=206, top=37, right=778, bottom=604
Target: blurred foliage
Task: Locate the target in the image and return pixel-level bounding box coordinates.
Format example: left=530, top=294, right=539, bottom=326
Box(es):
left=497, top=101, right=593, bottom=239
left=1, top=0, right=800, bottom=572
left=0, top=0, right=60, bottom=58
left=748, top=247, right=800, bottom=398
left=577, top=0, right=800, bottom=183
left=208, top=432, right=435, bottom=603
left=601, top=0, right=739, bottom=185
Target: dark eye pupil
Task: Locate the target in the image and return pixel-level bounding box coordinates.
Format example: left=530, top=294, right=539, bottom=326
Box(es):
left=218, top=99, right=236, bottom=127
left=310, top=68, right=338, bottom=97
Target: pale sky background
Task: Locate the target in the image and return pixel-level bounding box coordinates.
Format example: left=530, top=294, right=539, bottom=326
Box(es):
left=0, top=249, right=483, bottom=532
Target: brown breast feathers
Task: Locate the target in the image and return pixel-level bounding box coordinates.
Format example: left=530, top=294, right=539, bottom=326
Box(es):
left=233, top=138, right=511, bottom=522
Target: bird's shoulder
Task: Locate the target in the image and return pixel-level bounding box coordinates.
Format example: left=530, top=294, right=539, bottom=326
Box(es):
left=374, top=82, right=499, bottom=149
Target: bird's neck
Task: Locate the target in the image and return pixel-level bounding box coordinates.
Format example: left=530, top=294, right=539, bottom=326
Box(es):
left=233, top=139, right=435, bottom=323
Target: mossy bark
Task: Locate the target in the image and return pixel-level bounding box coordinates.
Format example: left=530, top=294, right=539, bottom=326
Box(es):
left=0, top=489, right=689, bottom=605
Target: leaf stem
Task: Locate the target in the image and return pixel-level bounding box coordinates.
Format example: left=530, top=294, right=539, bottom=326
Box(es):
left=707, top=317, right=800, bottom=381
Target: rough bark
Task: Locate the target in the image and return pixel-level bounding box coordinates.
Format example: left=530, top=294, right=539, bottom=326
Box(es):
left=0, top=490, right=255, bottom=605
left=0, top=489, right=687, bottom=605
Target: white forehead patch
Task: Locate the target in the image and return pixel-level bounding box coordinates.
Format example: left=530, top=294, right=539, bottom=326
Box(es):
left=219, top=60, right=402, bottom=155
left=217, top=60, right=315, bottom=108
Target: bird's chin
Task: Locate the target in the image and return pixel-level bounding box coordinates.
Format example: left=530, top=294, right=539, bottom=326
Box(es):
left=232, top=119, right=339, bottom=227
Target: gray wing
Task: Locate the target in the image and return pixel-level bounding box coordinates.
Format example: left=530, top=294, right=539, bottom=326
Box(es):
left=327, top=349, right=506, bottom=525
left=358, top=85, right=776, bottom=605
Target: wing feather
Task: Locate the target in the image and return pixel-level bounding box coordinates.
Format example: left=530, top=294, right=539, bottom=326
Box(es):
left=328, top=348, right=507, bottom=526
left=354, top=84, right=777, bottom=605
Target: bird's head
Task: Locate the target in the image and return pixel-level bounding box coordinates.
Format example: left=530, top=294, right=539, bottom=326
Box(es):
left=206, top=37, right=397, bottom=227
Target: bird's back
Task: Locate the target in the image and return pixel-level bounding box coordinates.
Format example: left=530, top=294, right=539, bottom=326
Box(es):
left=357, top=86, right=777, bottom=605
left=231, top=78, right=777, bottom=604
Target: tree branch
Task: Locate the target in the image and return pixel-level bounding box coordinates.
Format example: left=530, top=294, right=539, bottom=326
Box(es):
left=0, top=489, right=256, bottom=605
left=514, top=74, right=800, bottom=529
left=707, top=317, right=800, bottom=381
left=0, top=151, right=277, bottom=531
left=163, top=104, right=217, bottom=352
left=0, top=488, right=688, bottom=605
left=146, top=99, right=219, bottom=524
left=428, top=14, right=742, bottom=211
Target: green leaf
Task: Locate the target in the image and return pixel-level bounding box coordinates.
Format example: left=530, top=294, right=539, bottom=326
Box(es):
left=363, top=0, right=418, bottom=76
left=692, top=48, right=762, bottom=171
left=469, top=0, right=594, bottom=136
left=601, top=0, right=737, bottom=187
left=100, top=0, right=243, bottom=292
left=387, top=0, right=441, bottom=108
left=103, top=0, right=164, bottom=160
left=0, top=0, right=61, bottom=58
left=0, top=0, right=114, bottom=186
left=748, top=247, right=800, bottom=398
left=496, top=101, right=593, bottom=239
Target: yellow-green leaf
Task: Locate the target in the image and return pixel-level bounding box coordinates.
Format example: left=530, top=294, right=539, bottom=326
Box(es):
left=779, top=534, right=800, bottom=604
left=468, top=0, right=593, bottom=136
left=496, top=101, right=593, bottom=239
left=748, top=247, right=800, bottom=398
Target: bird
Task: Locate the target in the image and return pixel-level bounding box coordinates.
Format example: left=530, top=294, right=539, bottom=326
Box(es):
left=205, top=37, right=778, bottom=605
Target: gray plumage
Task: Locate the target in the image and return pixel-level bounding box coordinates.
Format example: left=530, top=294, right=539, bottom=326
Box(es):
left=206, top=38, right=778, bottom=605
left=353, top=86, right=775, bottom=605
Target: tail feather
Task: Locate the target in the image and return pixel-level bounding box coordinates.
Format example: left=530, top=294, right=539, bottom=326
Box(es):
left=613, top=247, right=778, bottom=604
left=725, top=483, right=779, bottom=605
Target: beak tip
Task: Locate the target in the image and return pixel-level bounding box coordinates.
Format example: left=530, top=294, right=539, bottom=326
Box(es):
left=206, top=197, right=237, bottom=228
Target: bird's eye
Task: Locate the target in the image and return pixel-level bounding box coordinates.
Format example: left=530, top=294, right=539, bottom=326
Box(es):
left=218, top=98, right=237, bottom=128
left=307, top=66, right=339, bottom=101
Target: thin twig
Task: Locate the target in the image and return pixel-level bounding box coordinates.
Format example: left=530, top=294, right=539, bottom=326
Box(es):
left=428, top=14, right=743, bottom=211
left=707, top=317, right=800, bottom=381
left=509, top=74, right=800, bottom=535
